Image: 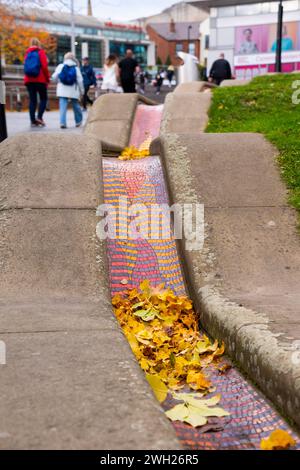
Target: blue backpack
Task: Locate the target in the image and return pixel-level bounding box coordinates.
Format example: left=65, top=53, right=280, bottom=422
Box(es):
left=24, top=50, right=41, bottom=77
left=58, top=64, right=77, bottom=86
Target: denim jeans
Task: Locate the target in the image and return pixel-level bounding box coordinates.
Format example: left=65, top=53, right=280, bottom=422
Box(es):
left=59, top=97, right=82, bottom=127
left=26, top=83, right=48, bottom=123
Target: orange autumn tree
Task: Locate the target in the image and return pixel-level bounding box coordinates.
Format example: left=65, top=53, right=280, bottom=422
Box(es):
left=0, top=3, right=57, bottom=64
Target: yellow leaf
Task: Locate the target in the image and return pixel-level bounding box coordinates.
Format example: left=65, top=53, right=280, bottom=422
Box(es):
left=140, top=279, right=151, bottom=296
left=188, top=404, right=230, bottom=418
left=165, top=403, right=189, bottom=422
left=146, top=374, right=168, bottom=403
left=186, top=370, right=211, bottom=391
left=167, top=378, right=183, bottom=390
left=260, top=430, right=296, bottom=450
left=140, top=358, right=150, bottom=371
left=196, top=336, right=218, bottom=354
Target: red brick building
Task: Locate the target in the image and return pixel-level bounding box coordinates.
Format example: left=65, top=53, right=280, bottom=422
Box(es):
left=146, top=20, right=200, bottom=65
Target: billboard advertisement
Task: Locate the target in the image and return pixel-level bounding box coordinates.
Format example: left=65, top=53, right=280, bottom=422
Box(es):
left=234, top=22, right=300, bottom=78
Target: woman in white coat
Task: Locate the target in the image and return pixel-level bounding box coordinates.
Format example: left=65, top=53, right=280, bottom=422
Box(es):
left=102, top=54, right=120, bottom=93
left=52, top=52, right=84, bottom=129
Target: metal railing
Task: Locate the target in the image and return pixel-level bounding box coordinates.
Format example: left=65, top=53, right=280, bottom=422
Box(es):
left=3, top=64, right=56, bottom=78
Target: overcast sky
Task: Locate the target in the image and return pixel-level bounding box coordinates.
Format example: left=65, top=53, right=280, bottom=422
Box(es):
left=48, top=0, right=182, bottom=21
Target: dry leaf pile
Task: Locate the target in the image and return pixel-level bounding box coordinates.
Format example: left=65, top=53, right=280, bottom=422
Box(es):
left=118, top=146, right=150, bottom=161
left=112, top=280, right=229, bottom=427
left=260, top=429, right=296, bottom=450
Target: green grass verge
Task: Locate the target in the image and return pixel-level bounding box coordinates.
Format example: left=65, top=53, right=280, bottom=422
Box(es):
left=206, top=73, right=300, bottom=211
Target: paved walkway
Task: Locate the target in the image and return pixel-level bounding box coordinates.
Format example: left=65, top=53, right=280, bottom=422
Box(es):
left=5, top=85, right=172, bottom=138
left=6, top=110, right=87, bottom=137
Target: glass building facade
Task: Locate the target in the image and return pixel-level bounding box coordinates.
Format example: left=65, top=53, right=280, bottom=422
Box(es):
left=15, top=11, right=152, bottom=69
left=109, top=42, right=148, bottom=66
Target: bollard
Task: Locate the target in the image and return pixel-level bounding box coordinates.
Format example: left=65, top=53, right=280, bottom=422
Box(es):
left=0, top=80, right=7, bottom=142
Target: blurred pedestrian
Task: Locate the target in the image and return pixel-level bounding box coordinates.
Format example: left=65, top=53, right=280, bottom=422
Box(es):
left=208, top=53, right=232, bottom=86
left=118, top=49, right=139, bottom=93
left=24, top=38, right=50, bottom=127
left=52, top=52, right=84, bottom=129
left=155, top=71, right=163, bottom=95
left=102, top=54, right=119, bottom=93
left=80, top=57, right=96, bottom=110
left=167, top=65, right=174, bottom=88
left=138, top=69, right=147, bottom=94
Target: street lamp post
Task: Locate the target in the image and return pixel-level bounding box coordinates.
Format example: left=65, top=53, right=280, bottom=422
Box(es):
left=0, top=38, right=8, bottom=143
left=70, top=0, right=76, bottom=55
left=188, top=25, right=192, bottom=54
left=275, top=0, right=283, bottom=73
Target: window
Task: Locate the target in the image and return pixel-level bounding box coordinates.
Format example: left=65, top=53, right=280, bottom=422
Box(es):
left=57, top=36, right=71, bottom=64
left=205, top=35, right=210, bottom=49
left=84, top=28, right=98, bottom=36
left=109, top=42, right=147, bottom=66
left=176, top=43, right=183, bottom=53
left=188, top=43, right=196, bottom=55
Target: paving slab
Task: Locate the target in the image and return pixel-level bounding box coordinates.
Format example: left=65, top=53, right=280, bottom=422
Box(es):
left=161, top=92, right=211, bottom=134
left=151, top=132, right=300, bottom=428
left=0, top=133, right=101, bottom=209
left=6, top=110, right=87, bottom=138
left=87, top=93, right=138, bottom=122
left=0, top=329, right=179, bottom=450
left=177, top=132, right=288, bottom=207
left=0, top=210, right=103, bottom=300
left=84, top=94, right=138, bottom=150
left=174, top=81, right=217, bottom=93
left=0, top=299, right=115, bottom=333
left=220, top=79, right=252, bottom=87
left=205, top=206, right=300, bottom=339
left=84, top=119, right=132, bottom=150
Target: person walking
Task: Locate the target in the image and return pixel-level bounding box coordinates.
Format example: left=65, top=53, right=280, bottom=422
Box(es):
left=24, top=38, right=50, bottom=127
left=52, top=52, right=84, bottom=129
left=138, top=69, right=147, bottom=95
left=102, top=54, right=119, bottom=93
left=155, top=71, right=163, bottom=95
left=118, top=49, right=139, bottom=93
left=167, top=65, right=174, bottom=88
left=208, top=53, right=232, bottom=86
left=80, top=57, right=96, bottom=110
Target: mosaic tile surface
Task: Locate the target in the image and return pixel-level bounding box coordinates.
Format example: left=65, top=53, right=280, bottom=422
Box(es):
left=129, top=104, right=164, bottom=148
left=102, top=105, right=300, bottom=450
left=103, top=157, right=185, bottom=296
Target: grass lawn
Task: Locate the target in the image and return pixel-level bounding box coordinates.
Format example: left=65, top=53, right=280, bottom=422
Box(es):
left=206, top=73, right=300, bottom=211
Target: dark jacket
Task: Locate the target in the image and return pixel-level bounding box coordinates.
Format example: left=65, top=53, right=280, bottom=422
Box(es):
left=209, top=59, right=232, bottom=81
left=119, top=57, right=138, bottom=82
left=80, top=64, right=96, bottom=87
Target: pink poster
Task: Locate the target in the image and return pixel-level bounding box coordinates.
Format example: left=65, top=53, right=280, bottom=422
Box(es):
left=235, top=25, right=269, bottom=55
left=234, top=22, right=300, bottom=77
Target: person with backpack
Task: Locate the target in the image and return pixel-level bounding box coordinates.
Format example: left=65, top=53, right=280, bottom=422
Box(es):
left=24, top=38, right=50, bottom=127
left=51, top=52, right=84, bottom=129
left=80, top=57, right=97, bottom=109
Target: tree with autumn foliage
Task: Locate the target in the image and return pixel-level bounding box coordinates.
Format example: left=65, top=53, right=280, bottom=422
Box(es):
left=0, top=2, right=57, bottom=65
